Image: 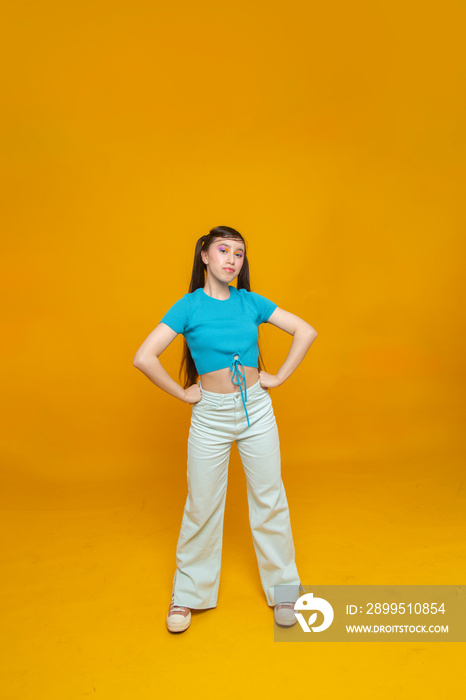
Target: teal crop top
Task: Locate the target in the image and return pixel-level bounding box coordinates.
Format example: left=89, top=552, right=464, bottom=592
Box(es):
left=159, top=286, right=277, bottom=375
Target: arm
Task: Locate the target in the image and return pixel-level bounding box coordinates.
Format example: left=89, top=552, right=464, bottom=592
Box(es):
left=259, top=307, right=318, bottom=389
left=133, top=323, right=201, bottom=404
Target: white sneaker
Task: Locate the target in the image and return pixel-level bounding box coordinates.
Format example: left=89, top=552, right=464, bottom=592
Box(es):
left=274, top=601, right=298, bottom=627
left=167, top=594, right=191, bottom=633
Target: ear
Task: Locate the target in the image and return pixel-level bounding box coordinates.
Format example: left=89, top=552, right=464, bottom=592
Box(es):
left=201, top=250, right=208, bottom=265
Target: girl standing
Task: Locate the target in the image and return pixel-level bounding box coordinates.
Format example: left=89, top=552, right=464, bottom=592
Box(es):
left=133, top=226, right=318, bottom=632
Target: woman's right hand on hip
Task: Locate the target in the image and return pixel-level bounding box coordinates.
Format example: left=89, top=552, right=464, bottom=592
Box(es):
left=183, top=384, right=202, bottom=404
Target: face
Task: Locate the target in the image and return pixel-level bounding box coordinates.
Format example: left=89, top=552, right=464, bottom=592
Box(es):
left=201, top=237, right=245, bottom=284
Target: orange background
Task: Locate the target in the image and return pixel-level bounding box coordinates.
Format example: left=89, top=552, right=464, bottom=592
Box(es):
left=1, top=0, right=465, bottom=698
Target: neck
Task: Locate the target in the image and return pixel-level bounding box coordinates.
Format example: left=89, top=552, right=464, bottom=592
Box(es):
left=203, top=277, right=232, bottom=300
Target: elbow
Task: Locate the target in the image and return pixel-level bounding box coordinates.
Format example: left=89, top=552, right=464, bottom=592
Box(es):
left=309, top=330, right=318, bottom=345
left=301, top=323, right=317, bottom=340
left=133, top=353, right=145, bottom=369
left=307, top=322, right=318, bottom=340
left=301, top=325, right=317, bottom=347
left=133, top=351, right=160, bottom=369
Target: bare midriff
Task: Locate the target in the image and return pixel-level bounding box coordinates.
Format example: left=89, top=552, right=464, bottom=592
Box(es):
left=199, top=365, right=259, bottom=393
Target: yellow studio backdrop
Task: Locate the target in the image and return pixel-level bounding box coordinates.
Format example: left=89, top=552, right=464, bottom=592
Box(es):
left=1, top=0, right=465, bottom=698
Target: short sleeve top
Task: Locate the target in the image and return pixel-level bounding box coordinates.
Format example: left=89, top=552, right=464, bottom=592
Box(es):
left=159, top=286, right=277, bottom=375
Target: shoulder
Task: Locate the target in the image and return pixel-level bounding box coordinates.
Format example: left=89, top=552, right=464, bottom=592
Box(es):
left=235, top=287, right=258, bottom=300
left=172, top=289, right=201, bottom=306
left=161, top=290, right=197, bottom=319
left=236, top=288, right=274, bottom=306
left=165, top=292, right=191, bottom=309
left=235, top=287, right=277, bottom=321
left=235, top=287, right=255, bottom=304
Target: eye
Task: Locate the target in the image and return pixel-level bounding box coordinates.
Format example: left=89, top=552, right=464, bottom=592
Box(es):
left=235, top=253, right=243, bottom=258
left=219, top=247, right=227, bottom=253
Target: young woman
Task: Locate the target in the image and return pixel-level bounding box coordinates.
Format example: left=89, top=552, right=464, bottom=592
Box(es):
left=133, top=225, right=318, bottom=633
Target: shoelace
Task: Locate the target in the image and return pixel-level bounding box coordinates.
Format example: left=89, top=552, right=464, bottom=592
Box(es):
left=169, top=603, right=190, bottom=614
left=230, top=354, right=250, bottom=427
left=169, top=594, right=190, bottom=614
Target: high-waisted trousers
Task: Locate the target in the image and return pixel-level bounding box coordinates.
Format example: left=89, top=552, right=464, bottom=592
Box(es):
left=170, top=379, right=303, bottom=609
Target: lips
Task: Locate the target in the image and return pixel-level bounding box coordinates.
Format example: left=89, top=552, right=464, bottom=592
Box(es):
left=223, top=267, right=234, bottom=272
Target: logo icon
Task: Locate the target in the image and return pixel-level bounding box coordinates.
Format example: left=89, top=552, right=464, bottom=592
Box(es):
left=294, top=592, right=334, bottom=632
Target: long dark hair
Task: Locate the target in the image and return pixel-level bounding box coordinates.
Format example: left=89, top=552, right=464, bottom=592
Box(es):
left=180, top=225, right=266, bottom=388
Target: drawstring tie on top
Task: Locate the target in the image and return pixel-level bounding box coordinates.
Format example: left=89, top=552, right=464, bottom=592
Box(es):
left=230, top=354, right=250, bottom=427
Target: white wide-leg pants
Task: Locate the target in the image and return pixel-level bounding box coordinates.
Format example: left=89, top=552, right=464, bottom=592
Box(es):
left=171, top=379, right=303, bottom=609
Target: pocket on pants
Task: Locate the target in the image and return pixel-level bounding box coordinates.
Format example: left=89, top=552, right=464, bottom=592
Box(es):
left=253, top=385, right=271, bottom=403
left=191, top=395, right=222, bottom=413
